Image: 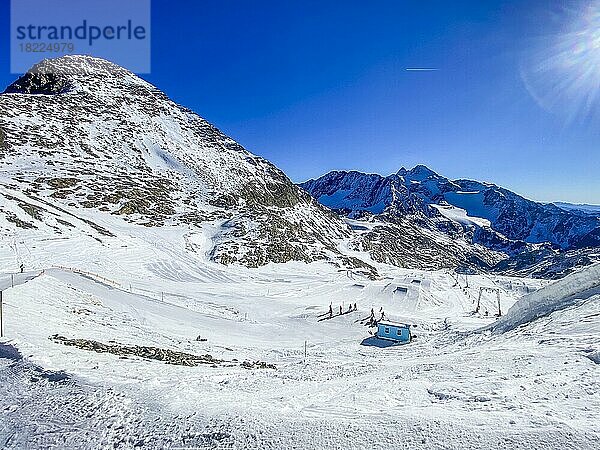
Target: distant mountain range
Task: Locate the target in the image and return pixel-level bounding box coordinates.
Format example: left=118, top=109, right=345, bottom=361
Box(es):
left=300, top=166, right=600, bottom=278
left=553, top=202, right=600, bottom=216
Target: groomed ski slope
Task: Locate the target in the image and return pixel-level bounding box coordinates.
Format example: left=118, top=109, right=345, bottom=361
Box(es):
left=0, top=219, right=598, bottom=449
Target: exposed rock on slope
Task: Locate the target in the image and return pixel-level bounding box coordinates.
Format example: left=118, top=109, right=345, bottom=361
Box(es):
left=301, top=166, right=600, bottom=276
left=0, top=56, right=366, bottom=272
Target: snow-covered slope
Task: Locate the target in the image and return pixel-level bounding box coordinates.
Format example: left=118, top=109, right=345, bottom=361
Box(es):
left=487, top=263, right=600, bottom=334
left=0, top=230, right=597, bottom=448
left=0, top=56, right=372, bottom=271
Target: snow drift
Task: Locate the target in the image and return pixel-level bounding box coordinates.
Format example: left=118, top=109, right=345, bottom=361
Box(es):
left=487, top=263, right=600, bottom=334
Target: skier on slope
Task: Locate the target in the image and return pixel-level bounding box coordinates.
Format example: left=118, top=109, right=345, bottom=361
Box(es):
left=19, top=263, right=24, bottom=273
left=339, top=305, right=343, bottom=315
left=328, top=303, right=333, bottom=319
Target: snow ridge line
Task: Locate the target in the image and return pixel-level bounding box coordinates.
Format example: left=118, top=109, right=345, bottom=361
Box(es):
left=49, top=266, right=122, bottom=288
left=46, top=266, right=186, bottom=304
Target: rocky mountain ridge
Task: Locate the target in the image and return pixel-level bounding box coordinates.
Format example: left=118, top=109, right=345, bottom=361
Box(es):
left=0, top=56, right=375, bottom=275
left=300, top=166, right=600, bottom=277
left=2, top=55, right=595, bottom=279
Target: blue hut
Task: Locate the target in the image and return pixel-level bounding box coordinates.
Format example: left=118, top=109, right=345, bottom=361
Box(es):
left=376, top=320, right=412, bottom=343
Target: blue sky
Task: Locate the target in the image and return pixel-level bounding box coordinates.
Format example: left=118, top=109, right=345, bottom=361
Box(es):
left=1, top=0, right=599, bottom=204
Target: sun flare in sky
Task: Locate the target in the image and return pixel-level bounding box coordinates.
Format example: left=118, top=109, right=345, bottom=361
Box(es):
left=521, top=2, right=600, bottom=123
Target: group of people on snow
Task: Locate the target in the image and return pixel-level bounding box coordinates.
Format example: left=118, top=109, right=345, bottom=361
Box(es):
left=325, top=303, right=387, bottom=326
left=328, top=302, right=358, bottom=318
left=368, top=307, right=385, bottom=325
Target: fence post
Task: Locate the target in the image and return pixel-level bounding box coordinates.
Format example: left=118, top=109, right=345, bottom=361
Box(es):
left=497, top=291, right=502, bottom=317
left=0, top=291, right=3, bottom=338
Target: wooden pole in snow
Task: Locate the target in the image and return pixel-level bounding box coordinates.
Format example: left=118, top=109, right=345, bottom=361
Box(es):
left=0, top=290, right=4, bottom=338
left=304, top=340, right=307, bottom=363
left=497, top=290, right=502, bottom=317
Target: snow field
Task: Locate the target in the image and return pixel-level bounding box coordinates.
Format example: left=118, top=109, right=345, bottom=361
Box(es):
left=0, top=219, right=598, bottom=449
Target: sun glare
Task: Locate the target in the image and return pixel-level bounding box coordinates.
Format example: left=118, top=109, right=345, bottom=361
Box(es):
left=521, top=2, right=600, bottom=123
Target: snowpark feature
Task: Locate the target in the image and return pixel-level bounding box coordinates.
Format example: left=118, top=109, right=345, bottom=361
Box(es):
left=0, top=270, right=40, bottom=291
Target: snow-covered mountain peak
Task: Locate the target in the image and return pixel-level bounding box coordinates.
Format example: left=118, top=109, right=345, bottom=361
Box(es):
left=301, top=166, right=600, bottom=277
left=3, top=55, right=151, bottom=96
left=0, top=56, right=373, bottom=272
left=27, top=55, right=124, bottom=76
left=399, top=164, right=439, bottom=181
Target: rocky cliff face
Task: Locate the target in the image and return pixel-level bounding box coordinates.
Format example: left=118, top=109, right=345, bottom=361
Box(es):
left=0, top=56, right=373, bottom=273
left=301, top=166, right=600, bottom=249
left=300, top=166, right=600, bottom=276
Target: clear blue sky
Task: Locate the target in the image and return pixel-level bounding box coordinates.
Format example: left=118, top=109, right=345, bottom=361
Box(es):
left=1, top=0, right=599, bottom=204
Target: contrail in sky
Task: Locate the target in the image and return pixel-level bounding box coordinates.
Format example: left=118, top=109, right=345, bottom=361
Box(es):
left=405, top=68, right=439, bottom=71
